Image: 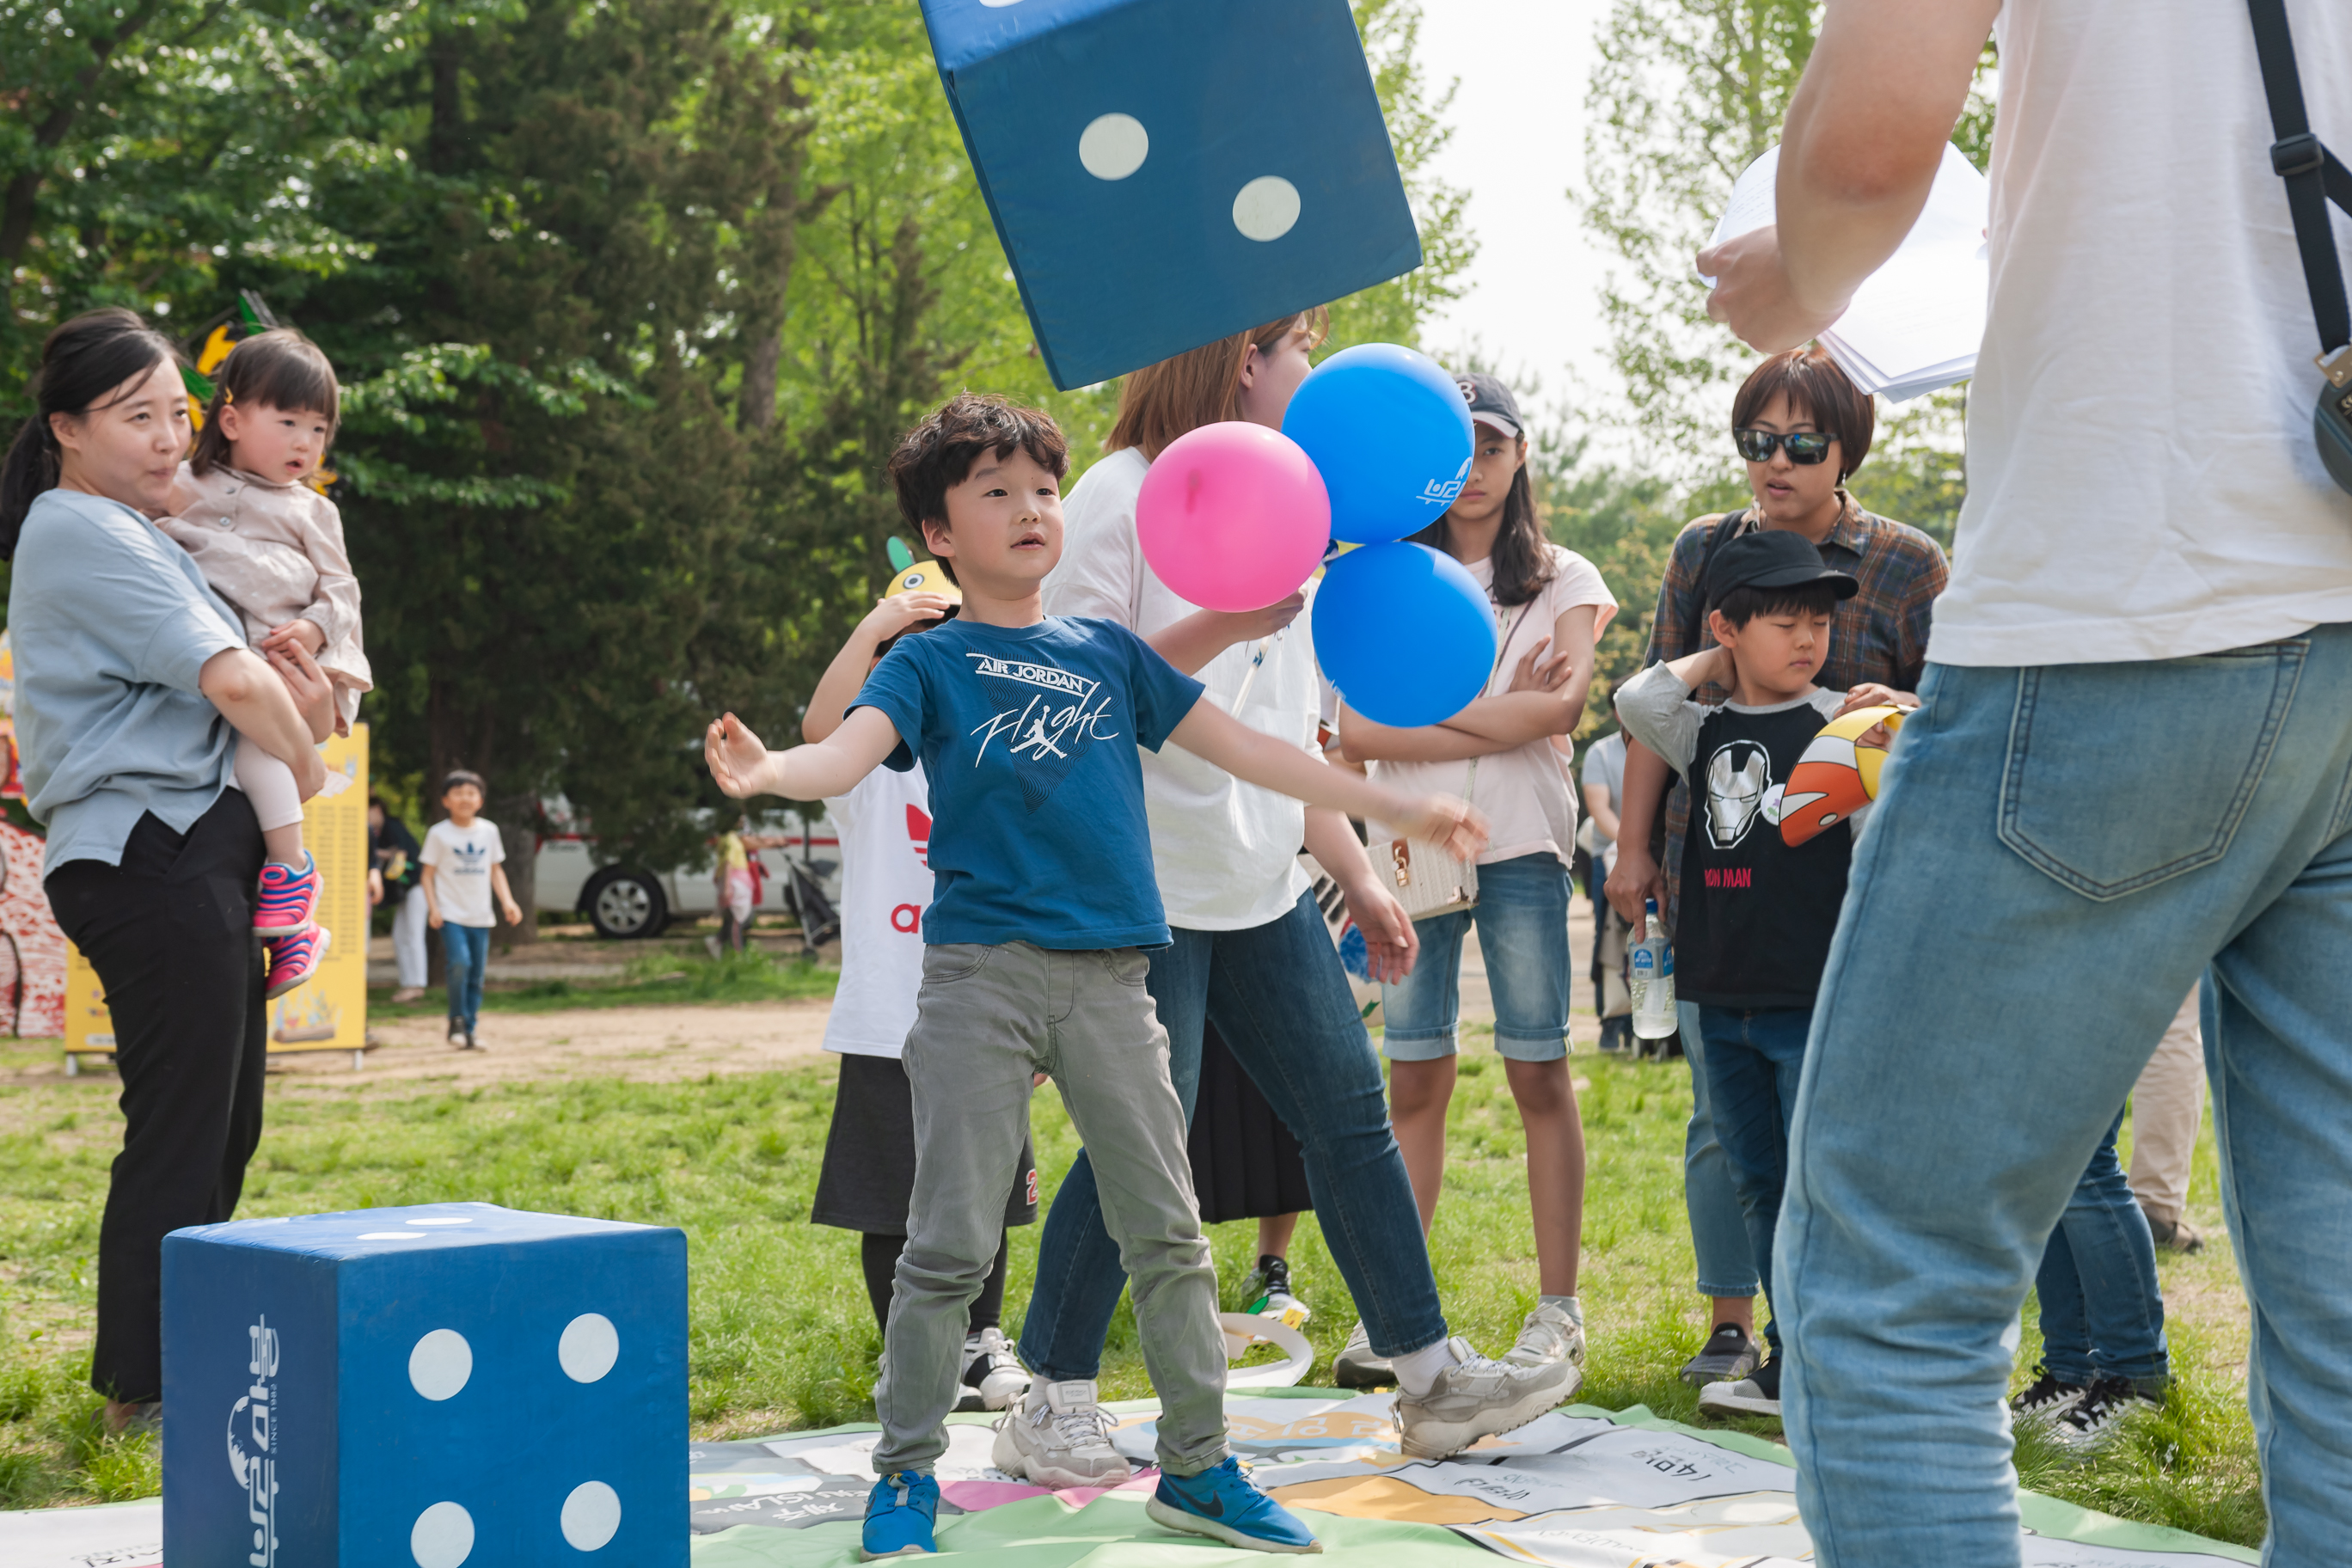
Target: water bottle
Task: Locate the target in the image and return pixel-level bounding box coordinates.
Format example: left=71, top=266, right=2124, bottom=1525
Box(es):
left=1630, top=898, right=1678, bottom=1040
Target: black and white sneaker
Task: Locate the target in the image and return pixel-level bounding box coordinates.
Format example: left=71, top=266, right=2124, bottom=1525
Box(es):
left=2054, top=1376, right=2162, bottom=1449
left=1697, top=1353, right=1781, bottom=1418
left=954, top=1326, right=1031, bottom=1412
left=1679, top=1323, right=1761, bottom=1387
left=2010, top=1366, right=2087, bottom=1425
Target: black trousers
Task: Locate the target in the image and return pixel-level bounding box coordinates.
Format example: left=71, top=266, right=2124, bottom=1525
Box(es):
left=47, top=793, right=267, bottom=1402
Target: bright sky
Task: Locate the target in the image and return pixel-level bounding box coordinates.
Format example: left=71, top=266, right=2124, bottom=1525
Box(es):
left=1411, top=0, right=1623, bottom=431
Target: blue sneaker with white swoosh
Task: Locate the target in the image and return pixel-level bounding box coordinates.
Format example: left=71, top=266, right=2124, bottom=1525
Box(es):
left=1145, top=1456, right=1322, bottom=1553
left=861, top=1470, right=938, bottom=1559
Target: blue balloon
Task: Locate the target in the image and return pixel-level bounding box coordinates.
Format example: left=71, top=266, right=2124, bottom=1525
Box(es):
left=1283, top=344, right=1475, bottom=543
left=1312, top=543, right=1496, bottom=728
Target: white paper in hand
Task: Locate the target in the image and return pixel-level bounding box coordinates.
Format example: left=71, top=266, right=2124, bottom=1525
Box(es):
left=1702, top=143, right=1989, bottom=402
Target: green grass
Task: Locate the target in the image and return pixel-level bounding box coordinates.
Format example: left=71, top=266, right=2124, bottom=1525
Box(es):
left=366, top=946, right=842, bottom=1018
left=0, top=1031, right=2263, bottom=1547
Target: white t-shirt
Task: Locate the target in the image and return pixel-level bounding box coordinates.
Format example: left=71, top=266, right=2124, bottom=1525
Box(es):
left=821, top=763, right=932, bottom=1058
left=1042, top=446, right=1322, bottom=931
left=1368, top=547, right=1619, bottom=866
left=1932, top=0, right=2352, bottom=667
left=421, top=818, right=505, bottom=928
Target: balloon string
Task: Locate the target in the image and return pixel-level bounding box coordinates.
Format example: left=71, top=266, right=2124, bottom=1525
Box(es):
left=1230, top=634, right=1277, bottom=710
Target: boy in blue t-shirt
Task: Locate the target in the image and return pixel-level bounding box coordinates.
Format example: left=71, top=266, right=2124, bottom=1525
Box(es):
left=708, top=394, right=1488, bottom=1559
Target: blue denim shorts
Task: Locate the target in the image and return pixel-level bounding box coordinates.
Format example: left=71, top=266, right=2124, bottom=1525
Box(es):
left=1381, top=852, right=1571, bottom=1063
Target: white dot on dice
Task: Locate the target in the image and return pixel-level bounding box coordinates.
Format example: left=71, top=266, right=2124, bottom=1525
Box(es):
left=559, top=1312, right=620, bottom=1383
left=1232, top=176, right=1302, bottom=242
left=560, top=1480, right=622, bottom=1551
left=358, top=1231, right=429, bottom=1240
left=410, top=1500, right=475, bottom=1568
left=1078, top=113, right=1148, bottom=181
left=407, top=1328, right=473, bottom=1401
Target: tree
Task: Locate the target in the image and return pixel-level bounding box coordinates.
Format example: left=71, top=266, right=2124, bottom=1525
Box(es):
left=1576, top=0, right=1993, bottom=482
left=3, top=0, right=1477, bottom=919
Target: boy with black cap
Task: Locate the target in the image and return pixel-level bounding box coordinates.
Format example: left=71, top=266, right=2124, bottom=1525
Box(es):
left=1612, top=530, right=1912, bottom=1418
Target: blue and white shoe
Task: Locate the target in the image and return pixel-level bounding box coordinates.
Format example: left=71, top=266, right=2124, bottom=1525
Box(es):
left=860, top=1471, right=938, bottom=1559
left=1145, top=1457, right=1322, bottom=1554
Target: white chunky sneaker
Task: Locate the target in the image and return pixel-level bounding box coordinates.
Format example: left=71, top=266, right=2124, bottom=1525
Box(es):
left=1332, top=1320, right=1395, bottom=1388
left=956, top=1326, right=1032, bottom=1412
left=1393, top=1338, right=1578, bottom=1459
left=1504, top=1301, right=1585, bottom=1369
left=991, top=1378, right=1132, bottom=1489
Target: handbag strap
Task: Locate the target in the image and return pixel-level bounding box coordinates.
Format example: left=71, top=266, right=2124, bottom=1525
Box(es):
left=1463, top=602, right=1540, bottom=807
left=2247, top=0, right=2352, bottom=364
left=1675, top=510, right=1752, bottom=662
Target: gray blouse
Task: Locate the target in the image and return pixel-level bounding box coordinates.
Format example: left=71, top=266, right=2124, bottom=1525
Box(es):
left=10, top=487, right=248, bottom=874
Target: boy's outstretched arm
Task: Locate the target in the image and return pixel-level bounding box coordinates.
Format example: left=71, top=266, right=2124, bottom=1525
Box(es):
left=1170, top=698, right=1488, bottom=862
left=707, top=707, right=903, bottom=802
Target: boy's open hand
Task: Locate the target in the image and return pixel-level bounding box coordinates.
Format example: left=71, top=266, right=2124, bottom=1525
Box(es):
left=1835, top=683, right=1917, bottom=719
left=707, top=714, right=772, bottom=799
left=1392, top=793, right=1487, bottom=862
left=861, top=591, right=955, bottom=646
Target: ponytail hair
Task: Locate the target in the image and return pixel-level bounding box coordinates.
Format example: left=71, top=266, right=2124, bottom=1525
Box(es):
left=1410, top=437, right=1558, bottom=608
left=0, top=308, right=184, bottom=560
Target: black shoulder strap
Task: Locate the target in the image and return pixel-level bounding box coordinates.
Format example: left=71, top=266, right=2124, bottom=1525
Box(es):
left=1679, top=509, right=1751, bottom=658
left=2248, top=0, right=2352, bottom=359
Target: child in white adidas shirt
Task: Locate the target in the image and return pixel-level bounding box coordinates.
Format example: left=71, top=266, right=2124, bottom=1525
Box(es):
left=803, top=586, right=1038, bottom=1415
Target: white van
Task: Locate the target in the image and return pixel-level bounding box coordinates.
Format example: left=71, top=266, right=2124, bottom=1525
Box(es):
left=532, top=804, right=845, bottom=940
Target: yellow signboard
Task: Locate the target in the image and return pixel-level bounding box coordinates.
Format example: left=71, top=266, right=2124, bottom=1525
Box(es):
left=65, top=726, right=371, bottom=1070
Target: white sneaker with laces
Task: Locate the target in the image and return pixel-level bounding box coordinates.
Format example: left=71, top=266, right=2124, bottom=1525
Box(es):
left=1332, top=1320, right=1395, bottom=1388
left=957, top=1326, right=1032, bottom=1412
left=1393, top=1337, right=1577, bottom=1459
left=991, top=1378, right=1132, bottom=1489
left=1504, top=1301, right=1585, bottom=1369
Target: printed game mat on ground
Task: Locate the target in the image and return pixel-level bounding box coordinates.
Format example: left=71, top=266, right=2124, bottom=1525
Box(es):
left=0, top=1391, right=2258, bottom=1566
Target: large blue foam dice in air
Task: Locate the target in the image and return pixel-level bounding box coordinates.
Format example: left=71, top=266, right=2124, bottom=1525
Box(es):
left=160, top=1202, right=687, bottom=1568
left=922, top=0, right=1422, bottom=389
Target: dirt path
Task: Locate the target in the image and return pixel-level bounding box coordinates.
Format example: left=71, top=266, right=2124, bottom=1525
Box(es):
left=311, top=1000, right=838, bottom=1087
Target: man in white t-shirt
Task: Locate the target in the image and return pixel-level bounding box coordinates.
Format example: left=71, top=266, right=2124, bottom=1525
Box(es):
left=1698, top=1, right=2352, bottom=1561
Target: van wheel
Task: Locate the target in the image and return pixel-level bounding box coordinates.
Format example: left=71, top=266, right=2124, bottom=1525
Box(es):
left=582, top=868, right=668, bottom=940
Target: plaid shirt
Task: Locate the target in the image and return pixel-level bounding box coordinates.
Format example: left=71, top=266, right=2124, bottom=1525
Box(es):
left=1639, top=498, right=1949, bottom=929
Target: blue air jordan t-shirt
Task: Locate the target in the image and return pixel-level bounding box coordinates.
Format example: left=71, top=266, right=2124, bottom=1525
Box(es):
left=849, top=616, right=1205, bottom=949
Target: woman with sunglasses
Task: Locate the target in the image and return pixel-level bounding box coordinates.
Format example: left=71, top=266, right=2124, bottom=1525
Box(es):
left=1603, top=346, right=1947, bottom=1393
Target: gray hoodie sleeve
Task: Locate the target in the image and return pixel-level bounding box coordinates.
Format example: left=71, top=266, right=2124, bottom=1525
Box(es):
left=1612, top=662, right=1706, bottom=778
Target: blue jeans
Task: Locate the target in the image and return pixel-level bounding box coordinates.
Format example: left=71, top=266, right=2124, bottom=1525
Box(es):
left=1779, top=634, right=2352, bottom=1566
left=1697, top=1006, right=1811, bottom=1357
left=1020, top=891, right=1447, bottom=1374
left=1680, top=1001, right=1763, bottom=1300
left=442, top=922, right=489, bottom=1032
left=2036, top=1108, right=2168, bottom=1388
left=1381, top=854, right=1571, bottom=1061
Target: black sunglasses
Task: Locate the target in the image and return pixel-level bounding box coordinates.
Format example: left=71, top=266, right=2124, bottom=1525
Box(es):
left=1734, top=428, right=1835, bottom=464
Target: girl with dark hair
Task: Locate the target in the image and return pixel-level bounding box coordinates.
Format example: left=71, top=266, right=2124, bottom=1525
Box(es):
left=1011, top=318, right=1576, bottom=1484
left=1338, top=371, right=1618, bottom=1369
left=2, top=307, right=333, bottom=1429
left=158, top=327, right=371, bottom=998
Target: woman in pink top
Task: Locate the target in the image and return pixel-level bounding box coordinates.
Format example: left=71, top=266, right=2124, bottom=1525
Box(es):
left=1338, top=372, right=1616, bottom=1366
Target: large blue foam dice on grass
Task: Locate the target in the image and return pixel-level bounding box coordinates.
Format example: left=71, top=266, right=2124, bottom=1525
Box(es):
left=923, top=0, right=1421, bottom=389
left=160, top=1202, right=687, bottom=1568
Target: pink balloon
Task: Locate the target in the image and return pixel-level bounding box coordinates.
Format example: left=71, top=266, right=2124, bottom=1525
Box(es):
left=1135, top=422, right=1332, bottom=613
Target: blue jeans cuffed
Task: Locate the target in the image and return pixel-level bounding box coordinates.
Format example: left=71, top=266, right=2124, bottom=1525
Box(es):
left=1380, top=854, right=1572, bottom=1061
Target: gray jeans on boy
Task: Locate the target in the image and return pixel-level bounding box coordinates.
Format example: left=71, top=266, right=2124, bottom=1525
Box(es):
left=873, top=940, right=1229, bottom=1478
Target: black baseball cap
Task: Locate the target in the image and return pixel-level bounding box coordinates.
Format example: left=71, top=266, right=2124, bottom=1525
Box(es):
left=1453, top=371, right=1523, bottom=440
left=1706, top=530, right=1859, bottom=611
